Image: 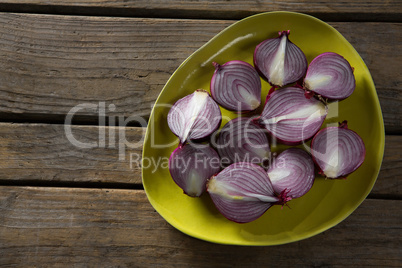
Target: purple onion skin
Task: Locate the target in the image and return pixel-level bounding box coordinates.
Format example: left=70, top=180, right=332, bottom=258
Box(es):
left=215, top=117, right=270, bottom=166
left=254, top=30, right=308, bottom=87
left=268, top=148, right=315, bottom=199
left=255, top=87, right=328, bottom=146
left=304, top=52, right=356, bottom=100
left=169, top=143, right=221, bottom=197
left=210, top=61, right=262, bottom=112
left=207, top=162, right=290, bottom=223
left=167, top=90, right=222, bottom=145
left=310, top=121, right=366, bottom=179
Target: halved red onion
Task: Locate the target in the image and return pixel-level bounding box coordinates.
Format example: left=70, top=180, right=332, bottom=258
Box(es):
left=169, top=143, right=221, bottom=197
left=207, top=162, right=290, bottom=223
left=267, top=148, right=315, bottom=199
left=255, top=87, right=327, bottom=145
left=254, top=30, right=307, bottom=87
left=210, top=61, right=261, bottom=111
left=310, top=121, right=365, bottom=179
left=304, top=52, right=356, bottom=100
left=167, top=90, right=222, bottom=145
left=215, top=117, right=270, bottom=165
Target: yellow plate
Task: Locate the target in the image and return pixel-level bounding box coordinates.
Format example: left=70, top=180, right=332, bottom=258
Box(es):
left=142, top=11, right=385, bottom=245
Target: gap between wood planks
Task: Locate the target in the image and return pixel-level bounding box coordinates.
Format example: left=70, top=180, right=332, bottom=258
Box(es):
left=0, top=112, right=148, bottom=128
left=0, top=181, right=400, bottom=201
left=0, top=2, right=401, bottom=22
left=0, top=179, right=143, bottom=190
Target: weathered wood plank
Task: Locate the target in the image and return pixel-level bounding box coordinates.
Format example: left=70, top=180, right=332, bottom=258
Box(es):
left=0, top=0, right=400, bottom=21
left=334, top=23, right=402, bottom=134
left=0, top=13, right=400, bottom=131
left=373, top=135, right=402, bottom=197
left=0, top=123, right=399, bottom=197
left=0, top=186, right=400, bottom=267
left=0, top=123, right=144, bottom=184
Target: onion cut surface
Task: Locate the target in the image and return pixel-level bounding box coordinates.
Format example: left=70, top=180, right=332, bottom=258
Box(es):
left=207, top=162, right=288, bottom=223
left=210, top=61, right=261, bottom=111
left=169, top=144, right=221, bottom=197
left=256, top=87, right=327, bottom=145
left=310, top=121, right=365, bottom=179
left=268, top=148, right=315, bottom=199
left=167, top=90, right=222, bottom=144
left=216, top=117, right=270, bottom=165
left=254, top=30, right=307, bottom=87
left=304, top=52, right=356, bottom=100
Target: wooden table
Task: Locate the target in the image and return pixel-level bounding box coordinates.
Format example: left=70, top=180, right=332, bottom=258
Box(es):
left=0, top=1, right=400, bottom=266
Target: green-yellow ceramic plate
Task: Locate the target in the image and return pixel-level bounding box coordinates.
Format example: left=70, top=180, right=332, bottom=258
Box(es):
left=142, top=11, right=385, bottom=245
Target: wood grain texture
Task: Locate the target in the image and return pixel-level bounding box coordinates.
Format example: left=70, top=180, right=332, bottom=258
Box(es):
left=373, top=135, right=402, bottom=197
left=0, top=13, right=400, bottom=132
left=0, top=0, right=400, bottom=21
left=0, top=123, right=144, bottom=184
left=0, top=122, right=399, bottom=197
left=335, top=22, right=402, bottom=134
left=0, top=186, right=400, bottom=267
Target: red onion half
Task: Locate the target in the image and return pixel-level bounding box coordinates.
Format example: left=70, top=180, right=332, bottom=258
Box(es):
left=215, top=117, right=270, bottom=165
left=268, top=148, right=315, bottom=199
left=304, top=52, right=356, bottom=100
left=254, top=30, right=307, bottom=87
left=169, top=143, right=221, bottom=197
left=167, top=90, right=222, bottom=144
left=255, top=87, right=328, bottom=145
left=210, top=61, right=261, bottom=111
left=310, top=121, right=365, bottom=179
left=207, top=162, right=289, bottom=223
